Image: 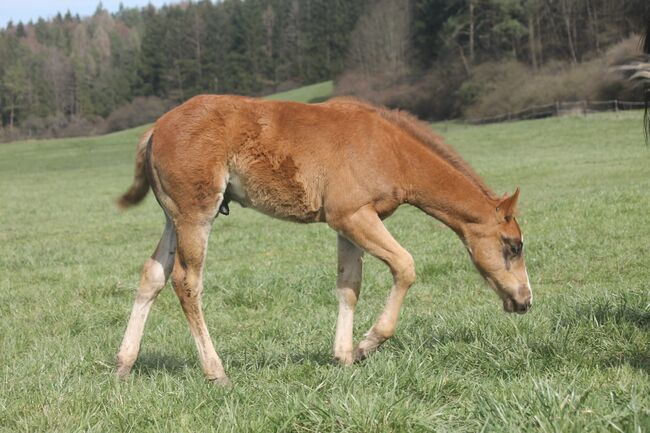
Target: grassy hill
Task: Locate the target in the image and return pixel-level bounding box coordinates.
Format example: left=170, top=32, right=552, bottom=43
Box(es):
left=265, top=81, right=333, bottom=103
left=0, top=111, right=648, bottom=432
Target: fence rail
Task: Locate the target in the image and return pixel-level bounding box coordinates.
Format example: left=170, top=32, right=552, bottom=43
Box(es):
left=465, top=99, right=646, bottom=125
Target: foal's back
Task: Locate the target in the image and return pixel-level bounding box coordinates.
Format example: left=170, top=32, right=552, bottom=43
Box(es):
left=151, top=95, right=410, bottom=223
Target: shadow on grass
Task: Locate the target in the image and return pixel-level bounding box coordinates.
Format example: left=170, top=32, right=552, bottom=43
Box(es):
left=130, top=348, right=335, bottom=377
left=628, top=352, right=650, bottom=373
left=134, top=351, right=191, bottom=376
left=554, top=294, right=650, bottom=333
left=569, top=298, right=650, bottom=374
left=126, top=295, right=649, bottom=378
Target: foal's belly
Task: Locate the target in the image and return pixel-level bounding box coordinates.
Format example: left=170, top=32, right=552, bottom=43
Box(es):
left=225, top=170, right=324, bottom=223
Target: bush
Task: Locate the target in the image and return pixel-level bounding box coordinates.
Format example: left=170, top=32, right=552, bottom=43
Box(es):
left=57, top=115, right=106, bottom=138
left=334, top=58, right=466, bottom=120
left=105, top=96, right=172, bottom=132
left=0, top=114, right=107, bottom=143
left=0, top=96, right=172, bottom=143
left=460, top=36, right=645, bottom=119
left=334, top=36, right=645, bottom=121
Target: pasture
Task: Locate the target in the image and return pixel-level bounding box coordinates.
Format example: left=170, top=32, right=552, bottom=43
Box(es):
left=0, top=110, right=648, bottom=432
left=265, top=81, right=333, bottom=103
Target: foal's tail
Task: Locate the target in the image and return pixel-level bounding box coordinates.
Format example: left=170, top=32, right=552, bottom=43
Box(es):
left=117, top=128, right=154, bottom=210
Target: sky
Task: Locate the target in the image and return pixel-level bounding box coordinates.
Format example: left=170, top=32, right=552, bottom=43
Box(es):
left=0, top=1, right=173, bottom=28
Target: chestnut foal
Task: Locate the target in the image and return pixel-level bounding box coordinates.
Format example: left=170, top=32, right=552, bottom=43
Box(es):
left=115, top=96, right=532, bottom=384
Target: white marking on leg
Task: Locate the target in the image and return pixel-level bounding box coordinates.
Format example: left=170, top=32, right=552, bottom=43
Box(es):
left=116, top=219, right=176, bottom=377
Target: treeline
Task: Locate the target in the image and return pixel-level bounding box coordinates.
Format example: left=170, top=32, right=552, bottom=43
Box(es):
left=0, top=0, right=363, bottom=140
left=0, top=0, right=647, bottom=141
left=338, top=0, right=648, bottom=119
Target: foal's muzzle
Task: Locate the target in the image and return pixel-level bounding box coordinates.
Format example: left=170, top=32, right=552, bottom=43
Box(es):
left=503, top=290, right=532, bottom=314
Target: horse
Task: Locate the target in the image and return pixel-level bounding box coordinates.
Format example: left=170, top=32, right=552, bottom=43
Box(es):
left=114, top=95, right=532, bottom=384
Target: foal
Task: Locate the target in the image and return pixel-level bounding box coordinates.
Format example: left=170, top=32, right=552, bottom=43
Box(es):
left=115, top=96, right=532, bottom=383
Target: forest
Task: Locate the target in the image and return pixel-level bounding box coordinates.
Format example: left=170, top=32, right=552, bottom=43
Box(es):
left=0, top=0, right=647, bottom=141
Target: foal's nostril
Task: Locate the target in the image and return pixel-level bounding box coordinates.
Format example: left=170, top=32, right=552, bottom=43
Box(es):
left=516, top=301, right=530, bottom=313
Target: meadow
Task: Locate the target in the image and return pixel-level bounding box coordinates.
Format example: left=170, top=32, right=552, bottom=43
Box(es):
left=0, top=107, right=648, bottom=432
left=265, top=81, right=333, bottom=104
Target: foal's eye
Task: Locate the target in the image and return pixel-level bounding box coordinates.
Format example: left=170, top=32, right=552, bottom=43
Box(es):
left=503, top=238, right=523, bottom=258
left=510, top=240, right=523, bottom=256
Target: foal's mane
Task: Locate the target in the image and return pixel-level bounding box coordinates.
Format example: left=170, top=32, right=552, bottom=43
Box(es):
left=330, top=97, right=497, bottom=200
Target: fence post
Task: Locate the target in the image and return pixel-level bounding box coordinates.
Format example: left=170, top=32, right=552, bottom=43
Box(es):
left=555, top=101, right=560, bottom=116
left=614, top=99, right=619, bottom=113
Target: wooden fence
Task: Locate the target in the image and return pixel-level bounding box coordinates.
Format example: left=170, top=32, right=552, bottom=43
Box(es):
left=466, top=99, right=646, bottom=125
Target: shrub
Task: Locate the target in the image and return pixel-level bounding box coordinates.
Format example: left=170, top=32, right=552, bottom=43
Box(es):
left=334, top=58, right=466, bottom=120
left=105, top=96, right=172, bottom=132
left=334, top=36, right=645, bottom=121
left=57, top=115, right=106, bottom=138
left=460, top=36, right=645, bottom=119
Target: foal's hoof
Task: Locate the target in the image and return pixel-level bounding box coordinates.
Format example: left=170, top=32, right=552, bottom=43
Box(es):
left=115, top=364, right=132, bottom=380
left=353, top=340, right=377, bottom=362
left=209, top=376, right=231, bottom=387
left=334, top=353, right=354, bottom=367
left=353, top=347, right=369, bottom=363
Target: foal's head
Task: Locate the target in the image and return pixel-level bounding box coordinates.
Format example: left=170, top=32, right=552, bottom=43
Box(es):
left=463, top=188, right=532, bottom=314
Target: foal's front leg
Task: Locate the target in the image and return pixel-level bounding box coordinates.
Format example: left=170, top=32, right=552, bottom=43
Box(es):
left=332, top=206, right=416, bottom=362
left=333, top=235, right=363, bottom=366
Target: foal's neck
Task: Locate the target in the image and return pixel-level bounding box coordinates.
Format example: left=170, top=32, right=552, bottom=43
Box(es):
left=402, top=145, right=495, bottom=234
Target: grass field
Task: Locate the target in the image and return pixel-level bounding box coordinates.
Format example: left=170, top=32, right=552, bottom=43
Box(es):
left=1, top=110, right=649, bottom=432
left=265, top=81, right=333, bottom=103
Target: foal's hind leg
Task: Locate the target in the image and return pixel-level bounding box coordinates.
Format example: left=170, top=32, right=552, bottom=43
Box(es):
left=333, top=235, right=363, bottom=366
left=331, top=206, right=416, bottom=362
left=116, top=217, right=176, bottom=378
left=171, top=217, right=229, bottom=384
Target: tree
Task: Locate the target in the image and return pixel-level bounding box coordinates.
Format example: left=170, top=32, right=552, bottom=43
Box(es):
left=15, top=22, right=26, bottom=38
left=3, top=61, right=29, bottom=130
left=346, top=0, right=412, bottom=79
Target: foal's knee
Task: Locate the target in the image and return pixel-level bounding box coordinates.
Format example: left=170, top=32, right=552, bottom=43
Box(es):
left=394, top=253, right=416, bottom=288
left=138, top=258, right=166, bottom=299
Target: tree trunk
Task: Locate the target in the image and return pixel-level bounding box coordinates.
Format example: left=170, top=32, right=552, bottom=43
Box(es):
left=469, top=0, right=474, bottom=63
left=458, top=43, right=470, bottom=75
left=528, top=15, right=538, bottom=71
left=586, top=0, right=600, bottom=53
left=175, top=62, right=184, bottom=100
left=9, top=101, right=14, bottom=131
left=561, top=0, right=578, bottom=64
left=469, top=0, right=475, bottom=63
left=194, top=12, right=203, bottom=82
left=536, top=15, right=543, bottom=65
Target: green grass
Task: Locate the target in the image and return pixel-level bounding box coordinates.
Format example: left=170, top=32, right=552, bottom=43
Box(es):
left=265, top=81, right=333, bottom=103
left=1, top=111, right=649, bottom=432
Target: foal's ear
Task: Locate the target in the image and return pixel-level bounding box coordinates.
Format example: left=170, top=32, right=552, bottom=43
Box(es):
left=496, top=187, right=520, bottom=219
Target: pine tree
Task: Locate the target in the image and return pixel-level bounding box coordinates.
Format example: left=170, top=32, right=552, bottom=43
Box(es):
left=15, top=22, right=27, bottom=38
